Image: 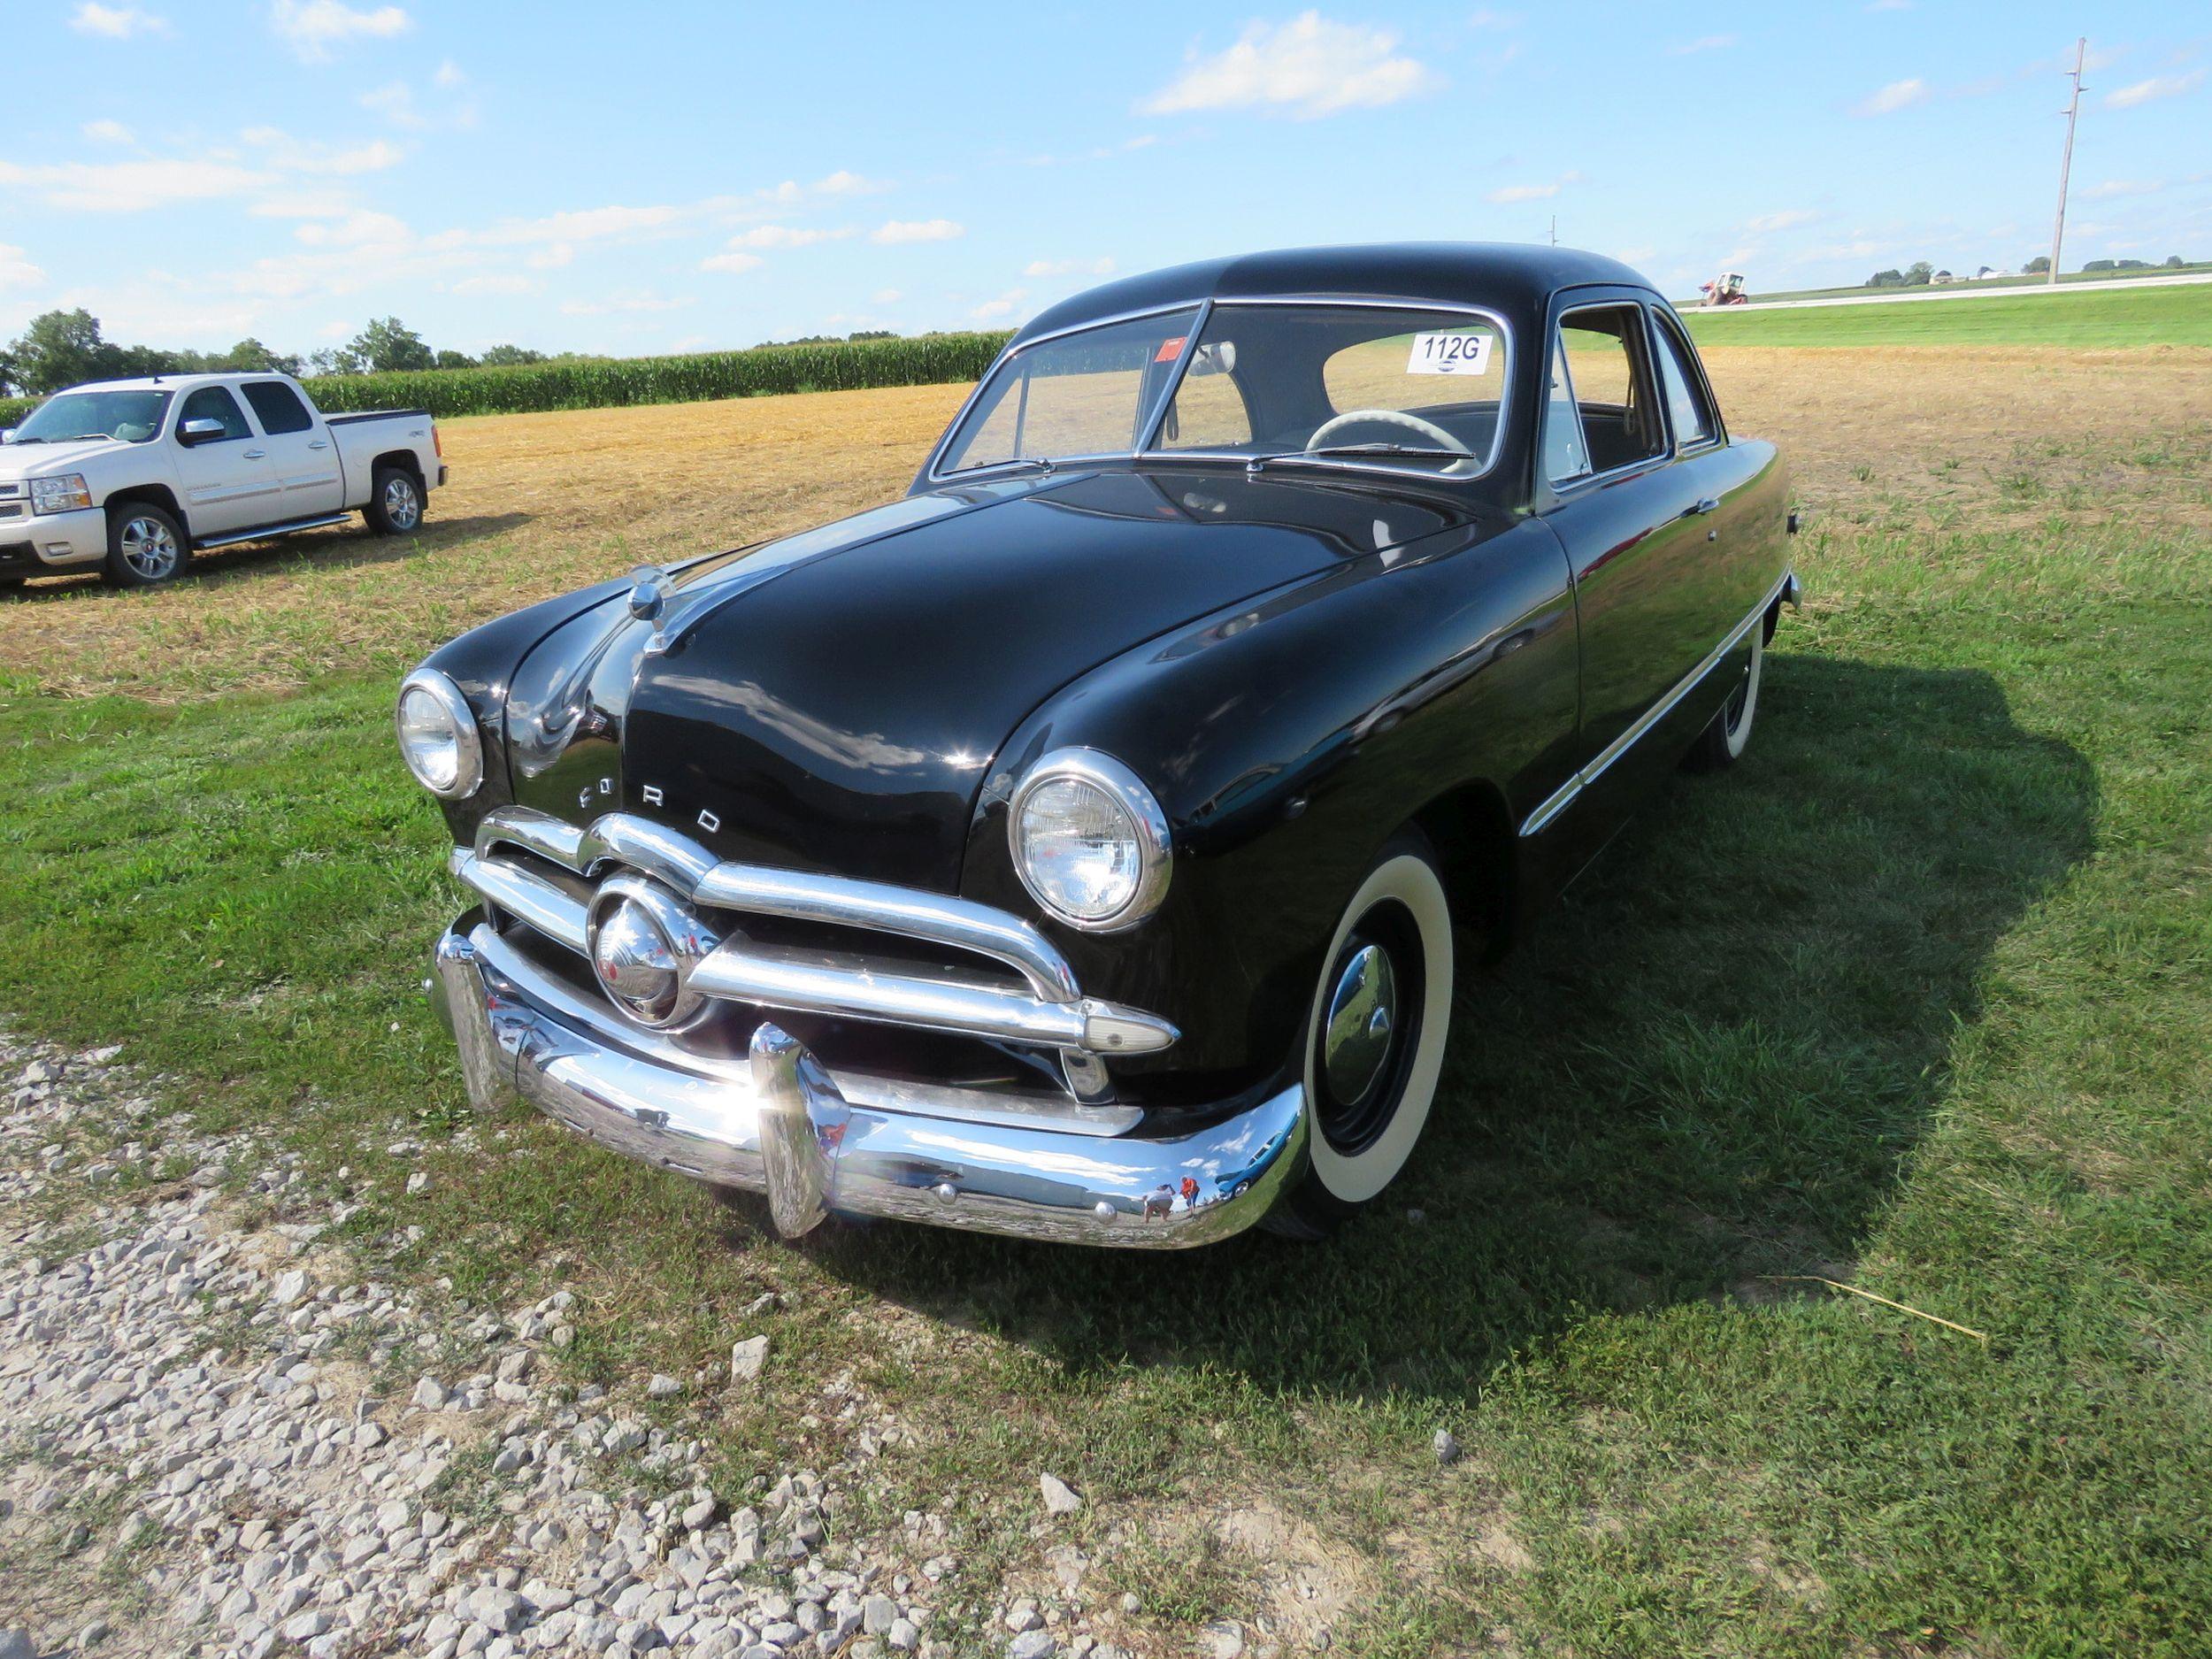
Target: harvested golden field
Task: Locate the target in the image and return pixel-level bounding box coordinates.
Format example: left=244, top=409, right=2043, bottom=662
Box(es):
left=1, top=346, right=2207, bottom=702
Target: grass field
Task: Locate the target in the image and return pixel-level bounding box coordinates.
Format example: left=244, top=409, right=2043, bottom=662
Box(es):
left=1684, top=278, right=2212, bottom=347
left=1676, top=261, right=2212, bottom=308
left=2, top=327, right=2209, bottom=1654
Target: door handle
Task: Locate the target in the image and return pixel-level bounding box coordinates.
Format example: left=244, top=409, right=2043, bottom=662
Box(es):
left=244, top=449, right=267, bottom=459
left=307, top=439, right=330, bottom=450
left=1685, top=497, right=1721, bottom=516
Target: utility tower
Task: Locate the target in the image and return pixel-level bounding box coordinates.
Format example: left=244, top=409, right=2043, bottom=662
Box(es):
left=2048, top=38, right=2086, bottom=285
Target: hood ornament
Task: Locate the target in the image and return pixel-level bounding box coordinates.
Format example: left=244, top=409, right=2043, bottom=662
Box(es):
left=626, top=565, right=670, bottom=624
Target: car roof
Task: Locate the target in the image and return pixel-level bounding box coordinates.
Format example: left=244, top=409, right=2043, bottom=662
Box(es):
left=1012, top=242, right=1660, bottom=345
left=55, top=371, right=276, bottom=394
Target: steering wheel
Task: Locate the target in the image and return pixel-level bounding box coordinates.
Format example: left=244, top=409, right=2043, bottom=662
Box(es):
left=1306, top=408, right=1472, bottom=457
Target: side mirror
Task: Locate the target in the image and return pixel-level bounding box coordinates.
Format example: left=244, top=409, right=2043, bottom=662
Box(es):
left=0, top=429, right=13, bottom=445
left=177, top=418, right=227, bottom=446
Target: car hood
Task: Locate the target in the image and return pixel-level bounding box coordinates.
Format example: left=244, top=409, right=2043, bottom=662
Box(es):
left=0, top=437, right=127, bottom=478
left=503, top=466, right=1483, bottom=892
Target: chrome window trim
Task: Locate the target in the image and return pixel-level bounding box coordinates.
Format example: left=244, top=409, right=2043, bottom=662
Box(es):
left=396, top=667, right=484, bottom=800
left=924, top=295, right=1517, bottom=488
left=1519, top=568, right=1793, bottom=838
left=1007, top=748, right=1174, bottom=933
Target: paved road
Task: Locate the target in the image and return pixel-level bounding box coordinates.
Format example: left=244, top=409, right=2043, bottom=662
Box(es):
left=1694, top=272, right=2212, bottom=314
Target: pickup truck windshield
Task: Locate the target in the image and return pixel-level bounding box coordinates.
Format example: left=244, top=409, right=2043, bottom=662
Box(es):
left=937, top=303, right=1508, bottom=480
left=11, top=389, right=173, bottom=445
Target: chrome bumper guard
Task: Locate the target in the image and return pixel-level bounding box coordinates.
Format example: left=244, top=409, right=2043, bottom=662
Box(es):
left=431, top=920, right=1308, bottom=1248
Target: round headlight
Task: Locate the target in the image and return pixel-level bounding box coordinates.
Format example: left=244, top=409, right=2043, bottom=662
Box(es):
left=396, top=668, right=482, bottom=799
left=1009, top=749, right=1171, bottom=931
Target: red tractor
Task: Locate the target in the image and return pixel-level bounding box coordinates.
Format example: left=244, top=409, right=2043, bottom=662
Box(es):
left=1700, top=271, right=1749, bottom=306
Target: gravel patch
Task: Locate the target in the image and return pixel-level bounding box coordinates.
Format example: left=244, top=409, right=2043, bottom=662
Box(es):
left=0, top=1034, right=995, bottom=1659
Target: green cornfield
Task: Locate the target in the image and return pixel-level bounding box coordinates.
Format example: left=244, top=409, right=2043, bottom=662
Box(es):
left=0, top=331, right=1015, bottom=428
left=306, top=332, right=1014, bottom=419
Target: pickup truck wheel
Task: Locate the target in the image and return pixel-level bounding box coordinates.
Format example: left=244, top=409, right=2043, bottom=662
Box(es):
left=104, top=504, right=189, bottom=588
left=1267, top=828, right=1455, bottom=1240
left=1684, top=615, right=1764, bottom=772
left=366, top=466, right=424, bottom=536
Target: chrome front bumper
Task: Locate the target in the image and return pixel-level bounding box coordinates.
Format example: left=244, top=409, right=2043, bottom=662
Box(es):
left=431, top=919, right=1309, bottom=1248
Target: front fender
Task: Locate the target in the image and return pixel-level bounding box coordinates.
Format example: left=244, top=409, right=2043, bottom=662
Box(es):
left=958, top=514, right=1578, bottom=1093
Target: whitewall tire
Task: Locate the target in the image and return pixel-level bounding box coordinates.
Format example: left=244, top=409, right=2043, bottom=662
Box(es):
left=1272, top=830, right=1455, bottom=1235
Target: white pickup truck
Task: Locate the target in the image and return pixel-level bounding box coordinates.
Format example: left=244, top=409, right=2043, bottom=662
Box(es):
left=0, top=371, right=445, bottom=588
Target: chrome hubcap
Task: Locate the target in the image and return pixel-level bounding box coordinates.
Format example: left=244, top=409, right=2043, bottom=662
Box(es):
left=384, top=476, right=420, bottom=528
left=119, top=517, right=178, bottom=580
left=1322, top=941, right=1397, bottom=1104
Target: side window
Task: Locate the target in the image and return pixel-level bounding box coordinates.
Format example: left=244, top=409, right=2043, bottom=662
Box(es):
left=1158, top=344, right=1251, bottom=449
left=1542, top=337, right=1591, bottom=482
left=242, top=380, right=313, bottom=436
left=1651, top=318, right=1717, bottom=449
left=178, top=387, right=251, bottom=442
left=1553, top=307, right=1666, bottom=478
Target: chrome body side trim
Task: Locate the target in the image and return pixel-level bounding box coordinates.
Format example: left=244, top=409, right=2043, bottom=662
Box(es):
left=1521, top=568, right=1793, bottom=838
left=432, top=922, right=1300, bottom=1246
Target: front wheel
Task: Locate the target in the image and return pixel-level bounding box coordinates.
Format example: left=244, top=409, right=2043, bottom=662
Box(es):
left=1269, top=829, right=1455, bottom=1239
left=103, top=503, right=189, bottom=588
left=1684, top=616, right=1764, bottom=772
left=365, top=465, right=425, bottom=536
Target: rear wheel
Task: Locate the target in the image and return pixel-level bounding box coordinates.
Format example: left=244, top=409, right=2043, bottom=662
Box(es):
left=1685, top=616, right=1764, bottom=772
left=365, top=465, right=424, bottom=536
left=103, top=503, right=188, bottom=588
left=1270, top=829, right=1455, bottom=1239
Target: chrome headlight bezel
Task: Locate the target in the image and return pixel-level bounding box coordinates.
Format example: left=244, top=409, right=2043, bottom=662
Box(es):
left=396, top=667, right=484, bottom=800
left=29, top=473, right=91, bottom=515
left=1007, top=748, right=1172, bottom=933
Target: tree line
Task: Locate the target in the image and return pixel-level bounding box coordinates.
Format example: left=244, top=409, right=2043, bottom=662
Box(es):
left=0, top=311, right=549, bottom=398
left=1866, top=253, right=2195, bottom=288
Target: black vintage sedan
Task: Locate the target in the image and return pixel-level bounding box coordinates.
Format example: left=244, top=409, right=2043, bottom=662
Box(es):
left=403, top=244, right=1797, bottom=1248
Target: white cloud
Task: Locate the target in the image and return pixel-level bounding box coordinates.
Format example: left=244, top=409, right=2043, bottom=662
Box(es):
left=872, top=218, right=964, bottom=244
left=434, top=58, right=466, bottom=88
left=1747, top=208, right=1818, bottom=232
left=1669, top=34, right=1737, bottom=56
left=293, top=208, right=411, bottom=247
left=81, top=119, right=135, bottom=145
left=1467, top=9, right=1518, bottom=28
left=270, top=0, right=411, bottom=63
left=1486, top=170, right=1582, bottom=204
left=448, top=273, right=538, bottom=297
left=250, top=188, right=357, bottom=219
left=0, top=157, right=276, bottom=211
left=970, top=288, right=1029, bottom=322
left=872, top=288, right=902, bottom=304
left=813, top=169, right=889, bottom=196
left=560, top=289, right=693, bottom=317
left=70, top=4, right=170, bottom=38
left=0, top=243, right=43, bottom=294
left=480, top=203, right=691, bottom=247
left=726, top=224, right=853, bottom=250
left=2081, top=179, right=2165, bottom=199
left=700, top=250, right=765, bottom=273
left=1141, top=12, right=1440, bottom=120
left=1855, top=78, right=1931, bottom=116
left=360, top=81, right=426, bottom=128
left=1024, top=256, right=1117, bottom=278
left=526, top=243, right=574, bottom=270
left=2107, top=71, right=2205, bottom=110
left=241, top=127, right=404, bottom=175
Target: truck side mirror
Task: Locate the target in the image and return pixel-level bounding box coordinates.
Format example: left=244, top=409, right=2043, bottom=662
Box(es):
left=0, top=429, right=14, bottom=444
left=177, top=418, right=227, bottom=446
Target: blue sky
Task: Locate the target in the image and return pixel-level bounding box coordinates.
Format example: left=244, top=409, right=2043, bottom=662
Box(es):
left=2, top=2, right=2206, bottom=359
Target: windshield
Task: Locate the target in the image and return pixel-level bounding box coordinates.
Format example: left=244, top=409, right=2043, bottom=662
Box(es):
left=12, top=388, right=172, bottom=445
left=937, top=308, right=1201, bottom=475
left=1156, top=303, right=1508, bottom=476
left=936, top=303, right=1509, bottom=480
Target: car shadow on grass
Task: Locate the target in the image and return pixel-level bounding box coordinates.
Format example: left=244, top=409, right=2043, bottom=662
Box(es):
left=0, top=511, right=532, bottom=601
left=793, top=652, right=2096, bottom=1403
